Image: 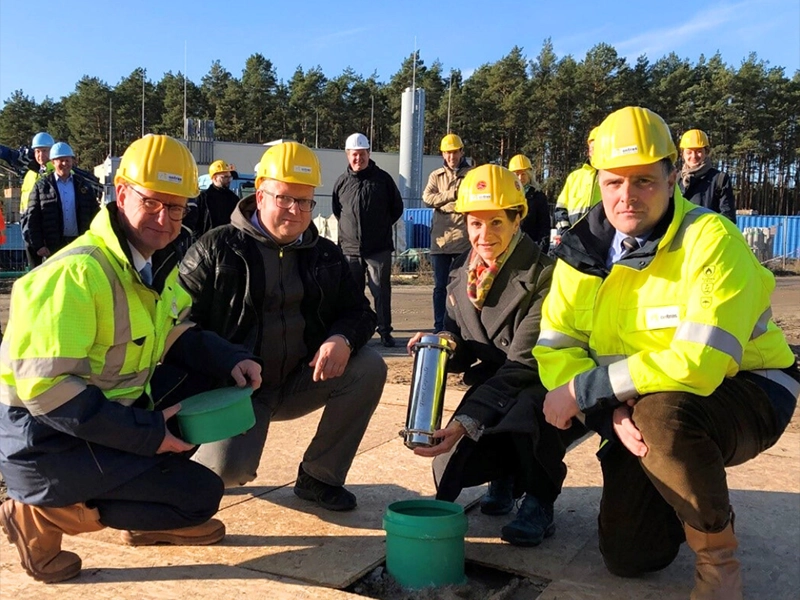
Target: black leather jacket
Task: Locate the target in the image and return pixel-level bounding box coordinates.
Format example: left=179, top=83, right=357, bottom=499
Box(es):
left=179, top=197, right=377, bottom=369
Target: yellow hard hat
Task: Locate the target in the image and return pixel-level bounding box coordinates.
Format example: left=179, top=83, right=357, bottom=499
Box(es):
left=591, top=106, right=677, bottom=171
left=508, top=154, right=532, bottom=172
left=455, top=164, right=528, bottom=219
left=115, top=134, right=199, bottom=198
left=679, top=129, right=710, bottom=149
left=440, top=133, right=464, bottom=152
left=588, top=126, right=600, bottom=143
left=255, top=141, right=322, bottom=189
left=209, top=159, right=234, bottom=178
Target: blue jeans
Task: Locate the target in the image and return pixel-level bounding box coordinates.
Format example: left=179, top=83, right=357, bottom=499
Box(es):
left=431, top=253, right=460, bottom=331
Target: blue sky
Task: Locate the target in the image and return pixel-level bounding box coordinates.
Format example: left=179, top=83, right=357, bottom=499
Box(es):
left=1, top=0, right=798, bottom=106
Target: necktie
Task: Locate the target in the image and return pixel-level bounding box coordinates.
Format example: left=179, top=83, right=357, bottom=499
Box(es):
left=620, top=236, right=640, bottom=258
left=139, top=263, right=153, bottom=286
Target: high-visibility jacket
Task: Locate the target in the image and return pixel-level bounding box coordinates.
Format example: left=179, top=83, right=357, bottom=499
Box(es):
left=534, top=192, right=795, bottom=415
left=553, top=163, right=601, bottom=235
left=1, top=206, right=193, bottom=414
left=20, top=163, right=53, bottom=213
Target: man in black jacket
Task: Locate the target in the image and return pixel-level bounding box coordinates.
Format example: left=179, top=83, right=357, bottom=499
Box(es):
left=180, top=142, right=387, bottom=512
left=23, top=142, right=99, bottom=264
left=189, top=159, right=241, bottom=239
left=332, top=133, right=404, bottom=347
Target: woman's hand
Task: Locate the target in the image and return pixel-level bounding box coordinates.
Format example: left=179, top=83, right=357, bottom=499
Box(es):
left=413, top=421, right=466, bottom=457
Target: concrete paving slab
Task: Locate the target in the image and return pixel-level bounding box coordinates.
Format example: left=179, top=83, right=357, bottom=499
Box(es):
left=75, top=437, right=484, bottom=592
left=0, top=550, right=364, bottom=600
left=216, top=383, right=459, bottom=510
left=529, top=421, right=800, bottom=599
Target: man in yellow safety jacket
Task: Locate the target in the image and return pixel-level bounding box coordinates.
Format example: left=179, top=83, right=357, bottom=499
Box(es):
left=0, top=135, right=262, bottom=584
left=553, top=127, right=602, bottom=236
left=534, top=106, right=798, bottom=600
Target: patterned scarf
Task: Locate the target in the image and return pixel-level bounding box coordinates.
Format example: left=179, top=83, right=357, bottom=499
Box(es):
left=466, top=230, right=522, bottom=310
left=680, top=157, right=712, bottom=189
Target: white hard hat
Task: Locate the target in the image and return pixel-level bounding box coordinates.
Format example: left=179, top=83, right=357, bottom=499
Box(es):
left=345, top=133, right=370, bottom=151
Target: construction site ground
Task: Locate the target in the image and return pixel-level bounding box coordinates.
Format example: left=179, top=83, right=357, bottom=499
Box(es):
left=0, top=279, right=798, bottom=599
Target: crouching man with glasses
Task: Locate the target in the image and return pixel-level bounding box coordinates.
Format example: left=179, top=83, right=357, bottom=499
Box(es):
left=180, top=142, right=386, bottom=512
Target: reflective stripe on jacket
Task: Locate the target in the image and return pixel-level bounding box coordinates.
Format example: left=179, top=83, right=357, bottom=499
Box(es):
left=554, top=163, right=601, bottom=234
left=534, top=193, right=795, bottom=414
left=0, top=206, right=193, bottom=415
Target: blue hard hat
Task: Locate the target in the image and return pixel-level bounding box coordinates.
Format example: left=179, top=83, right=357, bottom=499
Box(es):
left=50, top=142, right=75, bottom=160
left=31, top=132, right=55, bottom=149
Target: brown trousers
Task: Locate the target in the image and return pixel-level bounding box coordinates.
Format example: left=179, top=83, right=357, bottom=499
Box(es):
left=598, top=372, right=795, bottom=577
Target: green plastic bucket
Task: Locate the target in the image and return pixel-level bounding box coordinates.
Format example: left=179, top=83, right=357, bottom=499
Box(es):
left=383, top=499, right=468, bottom=589
left=176, top=386, right=255, bottom=444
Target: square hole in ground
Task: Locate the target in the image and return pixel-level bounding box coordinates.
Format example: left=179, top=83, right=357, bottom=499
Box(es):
left=346, top=561, right=549, bottom=600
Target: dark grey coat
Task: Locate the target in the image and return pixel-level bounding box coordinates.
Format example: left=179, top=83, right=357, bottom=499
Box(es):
left=434, top=234, right=586, bottom=502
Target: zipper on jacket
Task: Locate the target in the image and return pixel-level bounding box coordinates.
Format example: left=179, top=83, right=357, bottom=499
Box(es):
left=86, top=442, right=104, bottom=474
left=278, top=246, right=288, bottom=382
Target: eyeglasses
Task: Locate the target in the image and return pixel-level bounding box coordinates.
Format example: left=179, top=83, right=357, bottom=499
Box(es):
left=261, top=190, right=317, bottom=213
left=127, top=186, right=190, bottom=221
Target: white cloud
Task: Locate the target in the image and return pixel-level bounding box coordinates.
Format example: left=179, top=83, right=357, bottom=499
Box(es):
left=612, top=1, right=755, bottom=60
left=313, top=27, right=372, bottom=48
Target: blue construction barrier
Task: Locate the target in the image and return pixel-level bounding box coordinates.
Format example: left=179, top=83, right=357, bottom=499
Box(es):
left=404, top=208, right=433, bottom=250
left=737, top=215, right=800, bottom=260
left=402, top=209, right=800, bottom=261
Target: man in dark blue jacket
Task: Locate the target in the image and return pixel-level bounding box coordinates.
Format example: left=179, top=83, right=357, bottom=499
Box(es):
left=23, top=142, right=99, bottom=264
left=332, top=133, right=404, bottom=347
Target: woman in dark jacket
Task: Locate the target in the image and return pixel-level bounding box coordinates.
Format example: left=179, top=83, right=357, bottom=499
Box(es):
left=509, top=154, right=551, bottom=252
left=408, top=165, right=584, bottom=547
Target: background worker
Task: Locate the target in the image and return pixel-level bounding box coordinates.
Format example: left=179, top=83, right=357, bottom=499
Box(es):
left=332, top=133, right=404, bottom=348
left=189, top=159, right=241, bottom=240
left=678, top=129, right=736, bottom=222
left=411, top=164, right=584, bottom=547
left=553, top=127, right=602, bottom=237
left=23, top=142, right=99, bottom=264
left=508, top=153, right=551, bottom=251
left=0, top=134, right=262, bottom=584
left=534, top=106, right=798, bottom=600
left=19, top=131, right=54, bottom=268
left=422, top=133, right=474, bottom=332
left=181, top=142, right=386, bottom=512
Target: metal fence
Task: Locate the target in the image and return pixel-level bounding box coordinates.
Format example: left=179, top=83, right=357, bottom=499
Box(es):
left=2, top=211, right=796, bottom=278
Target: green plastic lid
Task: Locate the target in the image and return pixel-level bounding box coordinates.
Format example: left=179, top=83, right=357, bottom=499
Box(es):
left=176, top=386, right=256, bottom=444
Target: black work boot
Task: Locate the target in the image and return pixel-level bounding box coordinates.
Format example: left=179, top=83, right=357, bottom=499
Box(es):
left=500, top=494, right=555, bottom=547
left=380, top=333, right=396, bottom=348
left=293, top=464, right=357, bottom=511
left=480, top=476, right=515, bottom=516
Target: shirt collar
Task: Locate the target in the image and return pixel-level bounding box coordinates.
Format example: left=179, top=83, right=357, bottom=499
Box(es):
left=126, top=241, right=150, bottom=272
